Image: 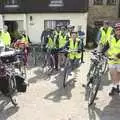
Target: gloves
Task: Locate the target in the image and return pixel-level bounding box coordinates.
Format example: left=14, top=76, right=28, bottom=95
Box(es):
left=116, top=53, right=120, bottom=59
left=78, top=49, right=81, bottom=53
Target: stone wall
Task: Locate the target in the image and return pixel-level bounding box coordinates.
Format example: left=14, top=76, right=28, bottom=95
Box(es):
left=88, top=0, right=119, bottom=26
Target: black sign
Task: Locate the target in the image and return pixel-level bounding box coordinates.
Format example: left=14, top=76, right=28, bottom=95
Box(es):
left=48, top=0, right=64, bottom=8
left=0, top=0, right=88, bottom=13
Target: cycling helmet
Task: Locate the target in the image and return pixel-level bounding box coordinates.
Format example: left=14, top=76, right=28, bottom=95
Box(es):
left=114, top=23, right=120, bottom=30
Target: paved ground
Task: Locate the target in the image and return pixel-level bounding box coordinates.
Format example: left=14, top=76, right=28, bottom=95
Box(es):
left=0, top=51, right=120, bottom=120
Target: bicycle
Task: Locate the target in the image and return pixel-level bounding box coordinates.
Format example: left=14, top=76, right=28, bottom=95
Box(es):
left=0, top=51, right=18, bottom=106
left=41, top=48, right=55, bottom=74
left=58, top=49, right=81, bottom=88
left=29, top=44, right=42, bottom=66
left=85, top=51, right=108, bottom=106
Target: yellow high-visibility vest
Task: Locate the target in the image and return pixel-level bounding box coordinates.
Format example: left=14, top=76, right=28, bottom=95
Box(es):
left=47, top=37, right=55, bottom=49
left=2, top=31, right=11, bottom=46
left=21, top=35, right=29, bottom=45
left=59, top=34, right=67, bottom=48
left=68, top=38, right=81, bottom=60
left=107, top=36, right=120, bottom=64
left=100, top=27, right=113, bottom=45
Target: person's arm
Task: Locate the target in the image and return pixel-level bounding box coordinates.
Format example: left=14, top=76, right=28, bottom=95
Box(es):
left=97, top=31, right=101, bottom=43
left=101, top=41, right=109, bottom=54
left=41, top=31, right=45, bottom=45
left=27, top=36, right=32, bottom=43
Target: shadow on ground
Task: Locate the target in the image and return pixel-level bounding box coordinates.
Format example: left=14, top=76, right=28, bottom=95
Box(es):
left=44, top=79, right=76, bottom=102
left=0, top=96, right=19, bottom=120
left=27, top=67, right=51, bottom=84
left=88, top=95, right=120, bottom=120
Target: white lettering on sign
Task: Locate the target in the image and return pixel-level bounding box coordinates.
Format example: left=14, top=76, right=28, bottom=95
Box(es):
left=49, top=0, right=64, bottom=7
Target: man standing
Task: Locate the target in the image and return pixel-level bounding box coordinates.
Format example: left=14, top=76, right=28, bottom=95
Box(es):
left=2, top=25, right=11, bottom=47
left=0, top=29, right=5, bottom=52
left=98, top=20, right=113, bottom=46
left=78, top=25, right=85, bottom=63
left=102, top=23, right=120, bottom=96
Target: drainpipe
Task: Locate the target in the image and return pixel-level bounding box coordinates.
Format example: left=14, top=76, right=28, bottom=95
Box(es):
left=118, top=0, right=120, bottom=18
left=23, top=14, right=28, bottom=36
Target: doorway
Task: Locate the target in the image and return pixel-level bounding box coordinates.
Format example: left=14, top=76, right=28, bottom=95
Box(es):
left=4, top=20, right=24, bottom=41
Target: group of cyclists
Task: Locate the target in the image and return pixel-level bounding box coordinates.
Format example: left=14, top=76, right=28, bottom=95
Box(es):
left=0, top=25, right=31, bottom=66
left=41, top=24, right=85, bottom=72
left=0, top=20, right=120, bottom=102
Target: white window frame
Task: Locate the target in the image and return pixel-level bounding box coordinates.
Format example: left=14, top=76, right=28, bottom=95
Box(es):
left=94, top=0, right=103, bottom=5
left=107, top=0, right=117, bottom=5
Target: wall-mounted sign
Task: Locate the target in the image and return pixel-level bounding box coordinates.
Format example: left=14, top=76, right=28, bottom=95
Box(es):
left=49, top=0, right=64, bottom=7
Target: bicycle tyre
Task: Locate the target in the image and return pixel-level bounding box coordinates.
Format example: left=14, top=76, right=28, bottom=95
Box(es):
left=63, top=59, right=70, bottom=88
left=88, top=76, right=101, bottom=106
left=8, top=75, right=17, bottom=106
left=63, top=66, right=69, bottom=88
left=87, top=62, right=96, bottom=81
left=102, top=60, right=108, bottom=74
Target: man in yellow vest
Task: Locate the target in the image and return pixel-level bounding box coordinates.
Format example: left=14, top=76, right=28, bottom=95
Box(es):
left=102, top=23, right=120, bottom=96
left=98, top=21, right=113, bottom=51
left=68, top=31, right=81, bottom=62
left=58, top=26, right=67, bottom=68
left=2, top=25, right=11, bottom=46
left=0, top=29, right=5, bottom=52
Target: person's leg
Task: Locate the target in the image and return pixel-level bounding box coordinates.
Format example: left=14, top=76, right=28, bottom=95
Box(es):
left=54, top=53, right=58, bottom=71
left=109, top=65, right=119, bottom=96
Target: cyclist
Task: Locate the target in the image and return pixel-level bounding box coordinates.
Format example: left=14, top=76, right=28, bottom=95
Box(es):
left=53, top=24, right=62, bottom=71
left=58, top=26, right=68, bottom=68
left=13, top=34, right=29, bottom=66
left=102, top=23, right=120, bottom=96
left=56, top=31, right=82, bottom=72
left=2, top=25, right=11, bottom=47
left=0, top=30, right=5, bottom=52
left=78, top=25, right=85, bottom=63
left=98, top=20, right=113, bottom=50
left=66, top=25, right=75, bottom=38
left=45, top=29, right=56, bottom=70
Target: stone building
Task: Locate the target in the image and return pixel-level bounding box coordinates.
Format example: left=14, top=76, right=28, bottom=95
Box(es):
left=88, top=0, right=120, bottom=26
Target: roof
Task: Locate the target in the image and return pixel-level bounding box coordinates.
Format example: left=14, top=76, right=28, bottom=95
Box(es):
left=0, top=0, right=88, bottom=13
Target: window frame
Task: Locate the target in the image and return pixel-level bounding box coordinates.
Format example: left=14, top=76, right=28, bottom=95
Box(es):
left=94, top=0, right=103, bottom=5
left=107, top=0, right=117, bottom=5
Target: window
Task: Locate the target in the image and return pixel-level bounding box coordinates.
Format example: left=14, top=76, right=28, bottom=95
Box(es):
left=4, top=0, right=20, bottom=8
left=107, top=0, right=116, bottom=5
left=44, top=20, right=70, bottom=30
left=94, top=0, right=103, bottom=5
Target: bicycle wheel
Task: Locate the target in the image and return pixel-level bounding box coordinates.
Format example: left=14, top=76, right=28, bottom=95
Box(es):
left=18, top=61, right=26, bottom=78
left=87, top=75, right=101, bottom=106
left=8, top=75, right=17, bottom=106
left=87, top=62, right=96, bottom=81
left=102, top=60, right=108, bottom=74
left=63, top=59, right=70, bottom=88
left=47, top=54, right=55, bottom=73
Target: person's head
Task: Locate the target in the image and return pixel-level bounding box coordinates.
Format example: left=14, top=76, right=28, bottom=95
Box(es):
left=78, top=25, right=82, bottom=31
left=56, top=24, right=61, bottom=32
left=21, top=30, right=26, bottom=34
left=61, top=26, right=66, bottom=32
left=67, top=25, right=73, bottom=32
left=103, top=20, right=109, bottom=29
left=114, top=23, right=120, bottom=38
left=71, top=31, right=77, bottom=40
left=3, top=25, right=8, bottom=32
